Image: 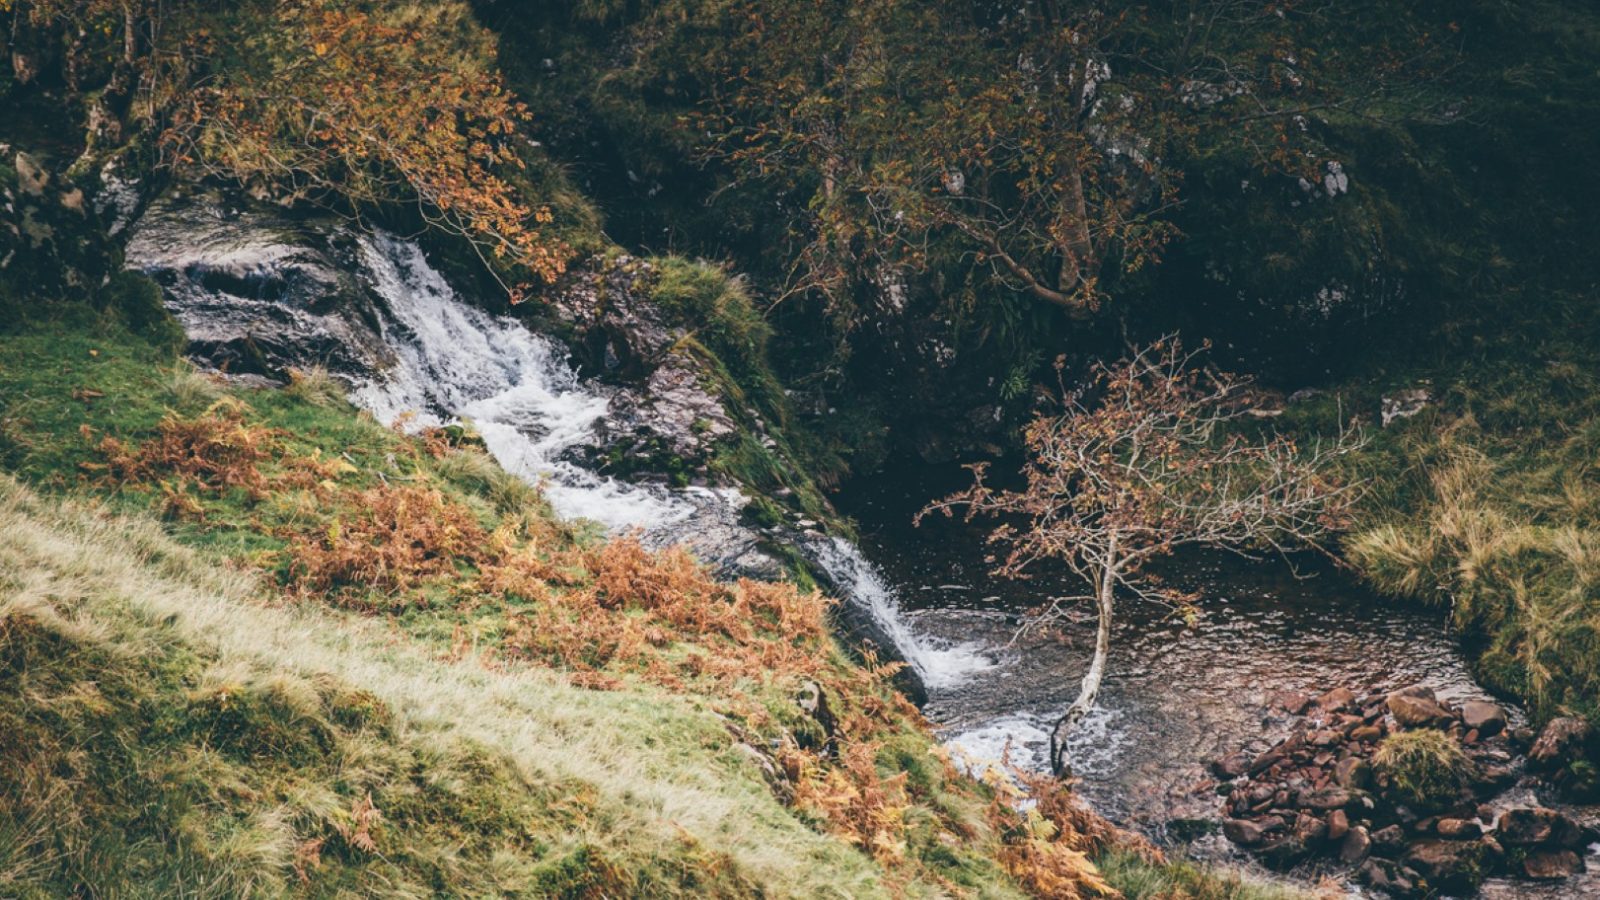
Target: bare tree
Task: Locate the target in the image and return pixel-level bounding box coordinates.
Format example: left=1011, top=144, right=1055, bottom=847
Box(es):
left=919, top=338, right=1366, bottom=775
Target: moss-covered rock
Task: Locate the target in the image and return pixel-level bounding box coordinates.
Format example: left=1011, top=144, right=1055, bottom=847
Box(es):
left=1373, top=729, right=1472, bottom=813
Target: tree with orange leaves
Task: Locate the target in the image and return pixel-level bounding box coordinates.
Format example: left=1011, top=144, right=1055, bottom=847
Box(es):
left=13, top=0, right=568, bottom=301
left=163, top=1, right=567, bottom=300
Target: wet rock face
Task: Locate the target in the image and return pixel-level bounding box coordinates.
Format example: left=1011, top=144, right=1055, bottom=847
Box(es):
left=124, top=191, right=396, bottom=379
left=543, top=257, right=743, bottom=475
left=1213, top=683, right=1598, bottom=896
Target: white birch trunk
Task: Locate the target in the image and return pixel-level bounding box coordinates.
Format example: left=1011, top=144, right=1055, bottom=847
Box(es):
left=1049, top=536, right=1117, bottom=775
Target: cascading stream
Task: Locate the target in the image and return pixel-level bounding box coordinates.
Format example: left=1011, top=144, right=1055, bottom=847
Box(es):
left=347, top=233, right=691, bottom=532
left=338, top=233, right=986, bottom=689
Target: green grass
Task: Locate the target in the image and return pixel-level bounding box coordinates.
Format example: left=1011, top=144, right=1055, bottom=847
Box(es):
left=0, top=475, right=879, bottom=897
left=1279, top=293, right=1600, bottom=726
left=1098, top=851, right=1320, bottom=900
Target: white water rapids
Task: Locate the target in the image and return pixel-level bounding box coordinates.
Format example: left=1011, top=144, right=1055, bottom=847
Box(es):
left=342, top=232, right=993, bottom=694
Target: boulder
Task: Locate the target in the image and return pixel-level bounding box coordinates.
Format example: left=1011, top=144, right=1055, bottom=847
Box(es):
left=1371, top=824, right=1407, bottom=854
left=1523, top=849, right=1584, bottom=880
left=1386, top=690, right=1456, bottom=729
left=1496, top=807, right=1587, bottom=849
left=1358, top=858, right=1420, bottom=896
left=1316, top=687, right=1358, bottom=712
left=1339, top=825, right=1371, bottom=864
left=1334, top=757, right=1372, bottom=790
left=1528, top=717, right=1596, bottom=769
left=1350, top=724, right=1384, bottom=742
left=1271, top=690, right=1313, bottom=715
left=1326, top=809, right=1350, bottom=843
left=1461, top=701, right=1507, bottom=738
left=1298, top=786, right=1352, bottom=811
left=1402, top=839, right=1490, bottom=894
left=1435, top=817, right=1482, bottom=839
left=1256, top=833, right=1311, bottom=870
left=1222, top=816, right=1281, bottom=847
left=1249, top=748, right=1285, bottom=775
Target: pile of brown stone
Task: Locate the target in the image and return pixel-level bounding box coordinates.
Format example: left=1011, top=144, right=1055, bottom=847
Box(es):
left=1210, top=684, right=1597, bottom=896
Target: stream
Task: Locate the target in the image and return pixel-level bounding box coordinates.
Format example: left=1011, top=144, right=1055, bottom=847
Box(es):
left=837, top=461, right=1600, bottom=896
left=128, top=207, right=1598, bottom=896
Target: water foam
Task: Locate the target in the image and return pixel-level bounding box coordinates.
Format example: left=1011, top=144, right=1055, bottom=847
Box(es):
left=809, top=536, right=995, bottom=689
left=347, top=233, right=689, bottom=531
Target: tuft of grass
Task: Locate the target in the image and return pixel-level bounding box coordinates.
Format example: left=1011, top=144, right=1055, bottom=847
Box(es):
left=1287, top=298, right=1600, bottom=727
left=1373, top=729, right=1472, bottom=813
left=1098, top=850, right=1325, bottom=900
left=165, top=360, right=225, bottom=409
left=283, top=365, right=346, bottom=408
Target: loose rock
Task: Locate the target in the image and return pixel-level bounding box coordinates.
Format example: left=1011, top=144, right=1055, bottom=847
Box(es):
left=1386, top=689, right=1455, bottom=729
left=1461, top=701, right=1507, bottom=737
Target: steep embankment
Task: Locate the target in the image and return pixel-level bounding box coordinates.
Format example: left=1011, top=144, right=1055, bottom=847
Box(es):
left=0, top=201, right=1320, bottom=897
left=0, top=309, right=1116, bottom=897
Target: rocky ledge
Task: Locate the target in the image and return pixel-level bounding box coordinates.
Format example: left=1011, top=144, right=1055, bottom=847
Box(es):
left=1210, top=684, right=1599, bottom=896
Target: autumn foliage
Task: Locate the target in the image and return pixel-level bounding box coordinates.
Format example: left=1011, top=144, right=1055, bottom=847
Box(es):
left=925, top=339, right=1365, bottom=773
left=19, top=0, right=568, bottom=299
left=94, top=398, right=351, bottom=518
left=169, top=2, right=566, bottom=298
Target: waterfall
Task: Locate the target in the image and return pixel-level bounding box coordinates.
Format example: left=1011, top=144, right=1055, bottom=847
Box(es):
left=283, top=230, right=989, bottom=691
left=347, top=232, right=691, bottom=532
left=807, top=536, right=994, bottom=690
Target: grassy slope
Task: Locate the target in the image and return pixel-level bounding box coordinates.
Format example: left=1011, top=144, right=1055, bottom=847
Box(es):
left=0, top=307, right=1023, bottom=897
left=0, top=302, right=1321, bottom=897
left=0, top=477, right=838, bottom=896
left=1273, top=293, right=1600, bottom=728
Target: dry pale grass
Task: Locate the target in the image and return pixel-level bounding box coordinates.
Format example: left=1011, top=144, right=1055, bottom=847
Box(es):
left=283, top=366, right=346, bottom=408
left=0, top=476, right=906, bottom=898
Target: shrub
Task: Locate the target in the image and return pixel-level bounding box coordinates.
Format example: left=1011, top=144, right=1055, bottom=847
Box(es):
left=285, top=485, right=490, bottom=597
left=97, top=398, right=284, bottom=505
left=102, top=271, right=185, bottom=356
left=1373, top=730, right=1471, bottom=812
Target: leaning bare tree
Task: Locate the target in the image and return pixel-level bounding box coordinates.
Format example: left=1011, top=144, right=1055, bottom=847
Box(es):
left=919, top=338, right=1366, bottom=775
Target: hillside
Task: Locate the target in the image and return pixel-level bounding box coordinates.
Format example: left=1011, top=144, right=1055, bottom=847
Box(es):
left=5, top=0, right=1600, bottom=897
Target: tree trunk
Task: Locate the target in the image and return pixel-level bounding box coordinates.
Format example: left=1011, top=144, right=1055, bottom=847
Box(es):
left=1054, top=153, right=1095, bottom=293
left=1049, top=541, right=1117, bottom=775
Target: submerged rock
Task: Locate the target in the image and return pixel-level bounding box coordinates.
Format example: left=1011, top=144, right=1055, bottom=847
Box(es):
left=1386, top=687, right=1454, bottom=728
